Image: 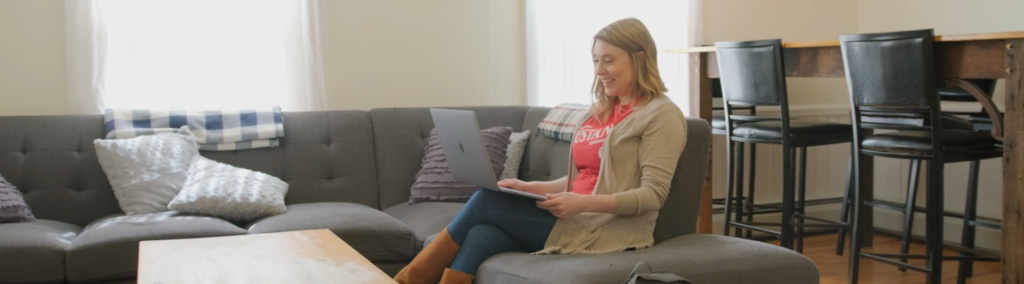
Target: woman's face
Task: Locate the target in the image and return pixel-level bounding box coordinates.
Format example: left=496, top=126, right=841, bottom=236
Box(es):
left=592, top=39, right=636, bottom=100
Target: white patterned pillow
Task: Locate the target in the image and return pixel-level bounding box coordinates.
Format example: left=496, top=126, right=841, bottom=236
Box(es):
left=499, top=130, right=531, bottom=180
left=94, top=126, right=198, bottom=215
left=169, top=156, right=288, bottom=222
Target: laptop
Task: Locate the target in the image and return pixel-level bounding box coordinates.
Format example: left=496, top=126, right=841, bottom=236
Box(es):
left=429, top=108, right=548, bottom=200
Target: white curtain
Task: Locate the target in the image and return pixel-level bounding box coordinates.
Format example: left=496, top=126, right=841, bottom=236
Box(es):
left=65, top=0, right=327, bottom=114
left=526, top=0, right=703, bottom=112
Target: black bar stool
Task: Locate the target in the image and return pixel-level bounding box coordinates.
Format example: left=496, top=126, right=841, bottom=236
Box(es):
left=839, top=29, right=1004, bottom=284
left=834, top=79, right=999, bottom=265
left=715, top=39, right=853, bottom=251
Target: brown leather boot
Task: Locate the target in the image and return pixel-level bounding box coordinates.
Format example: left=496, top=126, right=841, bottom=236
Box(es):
left=439, top=268, right=474, bottom=284
left=394, top=227, right=461, bottom=284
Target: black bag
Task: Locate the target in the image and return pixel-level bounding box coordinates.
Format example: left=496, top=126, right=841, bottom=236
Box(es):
left=622, top=262, right=693, bottom=284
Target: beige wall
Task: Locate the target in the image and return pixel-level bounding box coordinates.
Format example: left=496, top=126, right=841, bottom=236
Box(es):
left=321, top=0, right=524, bottom=110
left=704, top=0, right=859, bottom=107
left=858, top=0, right=1024, bottom=34
left=0, top=0, right=524, bottom=115
left=1, top=1, right=1020, bottom=112
left=0, top=0, right=67, bottom=116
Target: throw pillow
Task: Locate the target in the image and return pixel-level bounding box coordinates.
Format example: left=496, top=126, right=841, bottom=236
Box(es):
left=499, top=130, right=531, bottom=180
left=94, top=126, right=199, bottom=215
left=410, top=126, right=512, bottom=203
left=537, top=103, right=590, bottom=142
left=0, top=175, right=35, bottom=223
left=168, top=156, right=289, bottom=222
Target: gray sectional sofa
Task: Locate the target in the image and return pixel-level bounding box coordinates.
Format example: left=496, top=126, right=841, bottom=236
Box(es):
left=0, top=106, right=819, bottom=284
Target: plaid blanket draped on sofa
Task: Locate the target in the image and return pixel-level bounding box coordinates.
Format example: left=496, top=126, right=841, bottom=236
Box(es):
left=103, top=106, right=284, bottom=151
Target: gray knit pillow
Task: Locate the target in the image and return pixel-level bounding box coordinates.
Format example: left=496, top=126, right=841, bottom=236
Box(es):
left=410, top=127, right=512, bottom=203
left=0, top=175, right=35, bottom=223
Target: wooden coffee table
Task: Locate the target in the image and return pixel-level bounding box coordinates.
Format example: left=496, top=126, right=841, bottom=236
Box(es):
left=138, top=229, right=397, bottom=284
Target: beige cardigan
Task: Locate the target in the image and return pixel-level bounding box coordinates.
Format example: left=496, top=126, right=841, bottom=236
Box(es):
left=537, top=96, right=688, bottom=254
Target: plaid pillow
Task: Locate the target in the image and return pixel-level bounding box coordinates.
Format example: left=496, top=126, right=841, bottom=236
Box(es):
left=0, top=175, right=35, bottom=223
left=537, top=103, right=590, bottom=142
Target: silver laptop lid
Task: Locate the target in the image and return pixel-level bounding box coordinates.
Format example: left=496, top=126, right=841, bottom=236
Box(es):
left=429, top=108, right=500, bottom=191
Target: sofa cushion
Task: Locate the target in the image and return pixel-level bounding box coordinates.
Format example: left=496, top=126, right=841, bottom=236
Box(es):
left=536, top=103, right=589, bottom=142
left=383, top=202, right=464, bottom=251
left=65, top=211, right=246, bottom=283
left=500, top=130, right=531, bottom=180
left=169, top=156, right=289, bottom=222
left=93, top=127, right=199, bottom=215
left=369, top=106, right=532, bottom=209
left=410, top=127, right=511, bottom=203
left=0, top=220, right=81, bottom=284
left=477, top=234, right=818, bottom=284
left=246, top=202, right=415, bottom=262
left=0, top=174, right=35, bottom=223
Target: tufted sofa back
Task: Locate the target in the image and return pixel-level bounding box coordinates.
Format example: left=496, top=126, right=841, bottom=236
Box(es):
left=0, top=106, right=706, bottom=238
left=0, top=111, right=378, bottom=227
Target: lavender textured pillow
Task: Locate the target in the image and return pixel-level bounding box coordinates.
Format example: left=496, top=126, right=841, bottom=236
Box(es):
left=0, top=175, right=35, bottom=223
left=410, top=126, right=512, bottom=203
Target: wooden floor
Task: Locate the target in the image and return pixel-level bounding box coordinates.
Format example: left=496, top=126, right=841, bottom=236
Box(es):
left=765, top=233, right=1001, bottom=284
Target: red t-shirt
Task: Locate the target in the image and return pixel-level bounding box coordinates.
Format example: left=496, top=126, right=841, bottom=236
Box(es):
left=570, top=104, right=633, bottom=195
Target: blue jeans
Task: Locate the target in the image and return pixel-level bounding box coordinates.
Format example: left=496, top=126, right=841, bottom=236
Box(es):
left=447, top=189, right=557, bottom=275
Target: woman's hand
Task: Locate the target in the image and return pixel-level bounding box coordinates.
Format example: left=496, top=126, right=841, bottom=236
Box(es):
left=536, top=192, right=588, bottom=218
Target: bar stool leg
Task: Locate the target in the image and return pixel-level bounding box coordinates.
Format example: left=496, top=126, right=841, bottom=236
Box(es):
left=899, top=160, right=920, bottom=272
left=723, top=140, right=736, bottom=236
left=924, top=160, right=945, bottom=284
left=957, top=160, right=980, bottom=284
left=836, top=156, right=853, bottom=256
left=745, top=144, right=758, bottom=239
left=780, top=146, right=795, bottom=249
left=848, top=151, right=864, bottom=284
left=797, top=147, right=808, bottom=253
left=734, top=143, right=746, bottom=237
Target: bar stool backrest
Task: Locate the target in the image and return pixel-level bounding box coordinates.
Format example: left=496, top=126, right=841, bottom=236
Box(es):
left=715, top=39, right=788, bottom=107
left=841, top=29, right=939, bottom=109
left=840, top=29, right=945, bottom=159
left=714, top=39, right=790, bottom=137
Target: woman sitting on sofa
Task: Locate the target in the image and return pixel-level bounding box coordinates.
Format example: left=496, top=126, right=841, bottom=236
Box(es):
left=394, top=17, right=688, bottom=284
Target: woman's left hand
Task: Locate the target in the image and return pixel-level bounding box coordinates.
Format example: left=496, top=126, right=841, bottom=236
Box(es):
left=536, top=192, right=588, bottom=219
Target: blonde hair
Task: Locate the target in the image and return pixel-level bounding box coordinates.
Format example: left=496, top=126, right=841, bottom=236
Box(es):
left=590, top=17, right=667, bottom=124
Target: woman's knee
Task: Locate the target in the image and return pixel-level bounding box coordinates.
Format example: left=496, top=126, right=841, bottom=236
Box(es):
left=464, top=189, right=502, bottom=209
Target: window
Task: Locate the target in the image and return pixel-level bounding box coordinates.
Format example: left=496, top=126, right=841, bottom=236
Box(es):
left=526, top=0, right=702, bottom=111
left=66, top=0, right=326, bottom=113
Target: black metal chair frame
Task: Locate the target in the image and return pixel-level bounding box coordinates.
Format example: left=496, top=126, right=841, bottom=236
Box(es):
left=840, top=29, right=1003, bottom=284
left=716, top=39, right=851, bottom=251
left=834, top=79, right=1003, bottom=278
